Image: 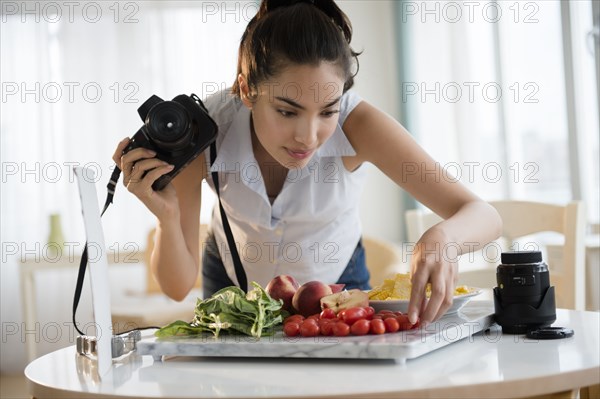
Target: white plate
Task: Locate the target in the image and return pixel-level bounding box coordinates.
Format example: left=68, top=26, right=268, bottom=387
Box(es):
left=369, top=289, right=482, bottom=314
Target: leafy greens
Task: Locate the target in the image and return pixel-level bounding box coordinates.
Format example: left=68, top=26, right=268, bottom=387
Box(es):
left=155, top=282, right=285, bottom=339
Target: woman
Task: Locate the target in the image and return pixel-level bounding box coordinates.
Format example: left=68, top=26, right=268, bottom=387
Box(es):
left=112, top=0, right=502, bottom=326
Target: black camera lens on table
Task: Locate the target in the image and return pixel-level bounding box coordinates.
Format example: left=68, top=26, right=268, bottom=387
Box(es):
left=123, top=94, right=218, bottom=191
left=494, top=251, right=558, bottom=334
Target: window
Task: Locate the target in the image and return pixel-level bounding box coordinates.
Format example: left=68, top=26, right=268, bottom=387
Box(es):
left=398, top=0, right=599, bottom=223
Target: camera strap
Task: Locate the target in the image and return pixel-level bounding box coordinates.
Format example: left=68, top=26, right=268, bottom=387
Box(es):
left=209, top=141, right=249, bottom=292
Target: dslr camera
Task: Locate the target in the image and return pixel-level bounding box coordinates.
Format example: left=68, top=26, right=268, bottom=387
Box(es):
left=124, top=93, right=218, bottom=191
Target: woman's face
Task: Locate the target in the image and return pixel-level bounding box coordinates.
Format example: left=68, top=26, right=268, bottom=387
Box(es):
left=240, top=63, right=346, bottom=170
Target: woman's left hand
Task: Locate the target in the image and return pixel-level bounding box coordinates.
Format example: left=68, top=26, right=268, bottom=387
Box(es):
left=407, top=227, right=459, bottom=326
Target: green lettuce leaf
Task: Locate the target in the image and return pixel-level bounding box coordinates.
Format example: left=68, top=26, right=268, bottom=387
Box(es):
left=155, top=282, right=286, bottom=339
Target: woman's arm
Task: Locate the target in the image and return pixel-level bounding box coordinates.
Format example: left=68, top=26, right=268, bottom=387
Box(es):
left=113, top=138, right=208, bottom=301
left=150, top=153, right=207, bottom=301
left=342, top=101, right=502, bottom=324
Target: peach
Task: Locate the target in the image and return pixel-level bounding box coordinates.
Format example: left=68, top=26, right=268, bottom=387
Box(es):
left=266, top=275, right=300, bottom=312
left=292, top=281, right=333, bottom=317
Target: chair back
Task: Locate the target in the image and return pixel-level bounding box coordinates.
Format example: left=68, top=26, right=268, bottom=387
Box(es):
left=362, top=236, right=406, bottom=287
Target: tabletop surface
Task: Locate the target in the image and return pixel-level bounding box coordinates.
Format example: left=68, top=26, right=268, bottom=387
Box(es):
left=25, top=305, right=600, bottom=399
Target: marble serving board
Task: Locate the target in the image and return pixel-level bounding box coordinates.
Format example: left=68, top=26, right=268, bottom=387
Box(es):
left=136, top=302, right=495, bottom=362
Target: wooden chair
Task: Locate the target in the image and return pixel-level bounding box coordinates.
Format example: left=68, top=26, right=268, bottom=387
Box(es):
left=405, top=201, right=587, bottom=310
left=363, top=236, right=406, bottom=287
left=110, top=224, right=208, bottom=333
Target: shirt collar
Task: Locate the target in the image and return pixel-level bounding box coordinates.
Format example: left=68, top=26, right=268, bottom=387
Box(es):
left=210, top=104, right=357, bottom=175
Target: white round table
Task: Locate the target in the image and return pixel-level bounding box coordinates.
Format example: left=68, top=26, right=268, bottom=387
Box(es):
left=25, top=308, right=600, bottom=399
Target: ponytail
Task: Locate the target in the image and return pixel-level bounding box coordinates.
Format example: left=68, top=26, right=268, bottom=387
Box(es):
left=232, top=0, right=360, bottom=96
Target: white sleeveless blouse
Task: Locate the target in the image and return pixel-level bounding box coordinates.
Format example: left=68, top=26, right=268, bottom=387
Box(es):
left=203, top=89, right=367, bottom=289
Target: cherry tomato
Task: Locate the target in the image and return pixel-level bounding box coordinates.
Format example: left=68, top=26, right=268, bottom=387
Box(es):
left=300, top=320, right=320, bottom=337
left=393, top=311, right=404, bottom=317
left=371, top=314, right=383, bottom=320
left=379, top=310, right=393, bottom=314
left=284, top=315, right=304, bottom=325
left=320, top=321, right=335, bottom=336
left=411, top=318, right=421, bottom=329
left=340, top=307, right=368, bottom=325
left=283, top=322, right=300, bottom=337
left=364, top=306, right=375, bottom=319
left=350, top=319, right=371, bottom=336
left=384, top=317, right=400, bottom=333
left=382, top=313, right=397, bottom=320
left=369, top=318, right=386, bottom=335
left=332, top=322, right=350, bottom=337
left=307, top=314, right=320, bottom=321
left=320, top=308, right=336, bottom=319
left=396, top=314, right=412, bottom=331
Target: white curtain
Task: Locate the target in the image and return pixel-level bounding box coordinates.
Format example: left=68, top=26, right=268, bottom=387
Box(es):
left=1, top=1, right=251, bottom=372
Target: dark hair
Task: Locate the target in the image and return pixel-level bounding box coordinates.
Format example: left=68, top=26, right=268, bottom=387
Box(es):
left=232, top=0, right=360, bottom=97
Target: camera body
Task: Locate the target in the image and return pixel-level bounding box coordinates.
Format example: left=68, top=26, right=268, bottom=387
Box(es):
left=494, top=251, right=556, bottom=334
left=124, top=93, right=218, bottom=191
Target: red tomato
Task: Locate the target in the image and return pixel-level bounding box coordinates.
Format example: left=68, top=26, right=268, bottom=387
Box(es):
left=332, top=322, right=351, bottom=337
left=364, top=306, right=375, bottom=319
left=393, top=311, right=404, bottom=317
left=369, top=318, right=386, bottom=335
left=317, top=319, right=335, bottom=327
left=382, top=313, right=397, bottom=320
left=396, top=314, right=412, bottom=331
left=379, top=310, right=393, bottom=314
left=350, top=319, right=371, bottom=336
left=300, top=320, right=320, bottom=337
left=284, top=315, right=304, bottom=325
left=411, top=318, right=421, bottom=329
left=303, top=318, right=319, bottom=326
left=384, top=317, right=400, bottom=333
left=320, top=321, right=335, bottom=336
left=371, top=314, right=383, bottom=320
left=320, top=308, right=336, bottom=319
left=283, top=322, right=300, bottom=337
left=307, top=314, right=320, bottom=321
left=340, top=307, right=368, bottom=325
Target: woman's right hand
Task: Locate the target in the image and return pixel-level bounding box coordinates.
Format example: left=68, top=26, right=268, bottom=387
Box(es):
left=112, top=137, right=180, bottom=220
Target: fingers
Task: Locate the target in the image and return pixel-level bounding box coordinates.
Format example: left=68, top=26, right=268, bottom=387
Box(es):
left=125, top=157, right=173, bottom=190
left=423, top=272, right=452, bottom=323
left=407, top=273, right=426, bottom=325
left=408, top=248, right=458, bottom=326
left=121, top=148, right=157, bottom=185
left=112, top=137, right=131, bottom=166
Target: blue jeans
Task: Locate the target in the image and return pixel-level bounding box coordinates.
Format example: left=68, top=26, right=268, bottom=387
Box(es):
left=202, top=233, right=371, bottom=298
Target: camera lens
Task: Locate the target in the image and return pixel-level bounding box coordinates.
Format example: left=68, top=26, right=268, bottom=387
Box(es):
left=145, top=101, right=192, bottom=150
left=494, top=251, right=556, bottom=333
left=497, top=251, right=550, bottom=306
